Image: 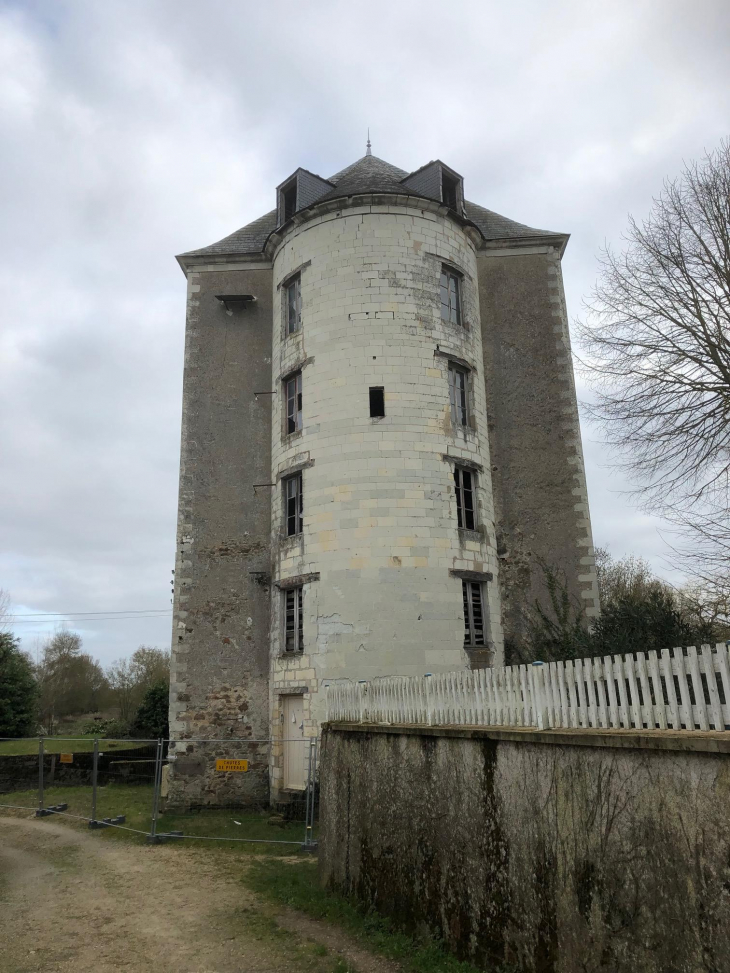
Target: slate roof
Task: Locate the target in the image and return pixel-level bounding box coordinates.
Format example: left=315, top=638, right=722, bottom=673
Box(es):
left=179, top=154, right=565, bottom=260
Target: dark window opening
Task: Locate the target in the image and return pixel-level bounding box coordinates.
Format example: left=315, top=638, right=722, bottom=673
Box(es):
left=285, top=372, right=302, bottom=435
left=369, top=387, right=385, bottom=418
left=284, top=586, right=304, bottom=653
left=440, top=267, right=461, bottom=325
left=454, top=467, right=476, bottom=530
left=448, top=363, right=469, bottom=427
left=462, top=581, right=486, bottom=647
left=283, top=181, right=297, bottom=222
left=286, top=275, right=301, bottom=334
left=284, top=472, right=303, bottom=536
left=442, top=172, right=459, bottom=210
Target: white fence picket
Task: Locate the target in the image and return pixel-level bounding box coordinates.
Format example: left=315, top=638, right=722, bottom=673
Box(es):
left=326, top=643, right=730, bottom=734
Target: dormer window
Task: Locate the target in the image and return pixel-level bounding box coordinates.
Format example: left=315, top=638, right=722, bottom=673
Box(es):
left=441, top=171, right=459, bottom=210
left=276, top=168, right=334, bottom=228
left=282, top=180, right=297, bottom=222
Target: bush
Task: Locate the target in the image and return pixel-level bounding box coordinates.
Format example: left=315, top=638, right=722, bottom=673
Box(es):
left=80, top=717, right=129, bottom=738
left=130, top=682, right=169, bottom=740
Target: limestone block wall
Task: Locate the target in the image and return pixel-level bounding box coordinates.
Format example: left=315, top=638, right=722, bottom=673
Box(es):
left=478, top=247, right=599, bottom=658
left=268, top=201, right=504, bottom=762
left=167, top=264, right=273, bottom=807
left=320, top=723, right=730, bottom=973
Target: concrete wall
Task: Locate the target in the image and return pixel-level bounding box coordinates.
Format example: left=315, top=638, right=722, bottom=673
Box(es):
left=167, top=263, right=273, bottom=807
left=320, top=723, right=730, bottom=973
left=477, top=246, right=599, bottom=657
left=268, top=201, right=504, bottom=774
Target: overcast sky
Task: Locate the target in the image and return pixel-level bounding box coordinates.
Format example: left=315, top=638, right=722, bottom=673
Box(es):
left=1, top=0, right=729, bottom=666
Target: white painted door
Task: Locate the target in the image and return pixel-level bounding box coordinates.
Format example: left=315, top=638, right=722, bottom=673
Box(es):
left=283, top=695, right=306, bottom=790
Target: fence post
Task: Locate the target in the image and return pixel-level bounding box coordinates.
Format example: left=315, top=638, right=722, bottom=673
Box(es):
left=37, top=738, right=44, bottom=815
left=531, top=662, right=547, bottom=730
left=303, top=737, right=318, bottom=850
left=147, top=739, right=163, bottom=843
left=90, top=738, right=99, bottom=826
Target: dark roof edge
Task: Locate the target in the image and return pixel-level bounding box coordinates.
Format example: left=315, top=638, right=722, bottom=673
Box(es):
left=275, top=166, right=336, bottom=192
left=479, top=232, right=570, bottom=258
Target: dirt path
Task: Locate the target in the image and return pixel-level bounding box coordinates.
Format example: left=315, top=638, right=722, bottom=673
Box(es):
left=0, top=816, right=399, bottom=973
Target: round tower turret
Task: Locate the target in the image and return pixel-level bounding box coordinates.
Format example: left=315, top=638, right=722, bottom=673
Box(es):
left=269, top=193, right=503, bottom=743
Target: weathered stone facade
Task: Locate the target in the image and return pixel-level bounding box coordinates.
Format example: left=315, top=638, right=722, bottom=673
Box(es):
left=168, top=151, right=599, bottom=804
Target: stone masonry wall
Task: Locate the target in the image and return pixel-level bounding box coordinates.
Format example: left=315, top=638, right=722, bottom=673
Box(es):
left=167, top=264, right=273, bottom=807
left=478, top=247, right=599, bottom=658
left=320, top=723, right=730, bottom=973
left=267, top=201, right=504, bottom=784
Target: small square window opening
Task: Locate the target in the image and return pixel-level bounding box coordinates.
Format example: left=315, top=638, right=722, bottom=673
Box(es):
left=284, top=472, right=303, bottom=537
left=284, top=586, right=304, bottom=653
left=454, top=467, right=476, bottom=530
left=448, top=364, right=470, bottom=428
left=462, top=580, right=486, bottom=647
left=285, top=372, right=302, bottom=435
left=369, top=387, right=385, bottom=418
left=286, top=275, right=301, bottom=335
left=440, top=267, right=461, bottom=326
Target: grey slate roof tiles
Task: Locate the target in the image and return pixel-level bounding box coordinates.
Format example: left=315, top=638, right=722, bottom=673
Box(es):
left=179, top=154, right=564, bottom=260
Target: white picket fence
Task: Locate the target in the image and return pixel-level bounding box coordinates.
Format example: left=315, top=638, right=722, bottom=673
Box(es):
left=326, top=643, right=730, bottom=732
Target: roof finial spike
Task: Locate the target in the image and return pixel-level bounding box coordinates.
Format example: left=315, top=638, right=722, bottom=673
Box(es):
left=366, top=128, right=372, bottom=156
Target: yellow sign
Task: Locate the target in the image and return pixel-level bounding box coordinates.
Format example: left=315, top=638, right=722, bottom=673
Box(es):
left=215, top=759, right=248, bottom=773
left=59, top=753, right=73, bottom=764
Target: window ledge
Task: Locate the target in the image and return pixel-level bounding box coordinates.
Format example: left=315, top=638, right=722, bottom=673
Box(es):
left=458, top=528, right=483, bottom=541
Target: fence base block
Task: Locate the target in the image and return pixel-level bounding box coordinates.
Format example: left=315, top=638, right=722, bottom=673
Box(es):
left=88, top=815, right=126, bottom=829
left=35, top=804, right=68, bottom=817
left=146, top=830, right=184, bottom=845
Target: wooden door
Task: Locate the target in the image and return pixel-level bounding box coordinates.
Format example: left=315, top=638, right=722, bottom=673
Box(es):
left=283, top=695, right=306, bottom=790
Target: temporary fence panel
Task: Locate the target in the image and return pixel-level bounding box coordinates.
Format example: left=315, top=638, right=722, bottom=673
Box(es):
left=326, top=643, right=730, bottom=732
left=0, top=735, right=319, bottom=848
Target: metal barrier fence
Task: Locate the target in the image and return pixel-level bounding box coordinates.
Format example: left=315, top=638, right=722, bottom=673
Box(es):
left=0, top=736, right=319, bottom=849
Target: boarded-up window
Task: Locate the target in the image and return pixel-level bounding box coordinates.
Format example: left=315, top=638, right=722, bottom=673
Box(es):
left=284, top=586, right=304, bottom=653
left=462, top=581, right=485, bottom=646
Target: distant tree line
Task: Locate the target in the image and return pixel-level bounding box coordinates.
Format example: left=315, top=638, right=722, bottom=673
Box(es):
left=515, top=549, right=730, bottom=664
left=0, top=594, right=170, bottom=739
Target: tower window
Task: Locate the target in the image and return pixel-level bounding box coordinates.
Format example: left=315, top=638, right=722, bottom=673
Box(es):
left=454, top=466, right=476, bottom=530
left=448, top=363, right=470, bottom=428
left=441, top=171, right=459, bottom=210
left=440, top=266, right=461, bottom=325
left=284, top=586, right=304, bottom=653
left=369, top=387, right=385, bottom=418
left=282, top=180, right=297, bottom=222
left=286, top=275, right=301, bottom=334
left=462, top=581, right=486, bottom=647
left=285, top=372, right=302, bottom=435
left=284, top=472, right=303, bottom=536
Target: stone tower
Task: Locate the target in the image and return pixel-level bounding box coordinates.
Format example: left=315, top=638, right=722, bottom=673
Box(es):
left=168, top=150, right=599, bottom=805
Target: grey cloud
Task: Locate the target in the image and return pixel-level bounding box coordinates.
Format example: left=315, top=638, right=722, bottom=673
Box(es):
left=1, top=0, right=728, bottom=663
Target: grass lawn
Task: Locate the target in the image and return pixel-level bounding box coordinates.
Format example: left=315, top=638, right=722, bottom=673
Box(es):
left=245, top=858, right=486, bottom=973
left=0, top=782, right=310, bottom=853
left=0, top=737, right=149, bottom=756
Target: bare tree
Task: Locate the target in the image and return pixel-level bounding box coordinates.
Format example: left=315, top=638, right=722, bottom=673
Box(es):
left=578, top=140, right=730, bottom=586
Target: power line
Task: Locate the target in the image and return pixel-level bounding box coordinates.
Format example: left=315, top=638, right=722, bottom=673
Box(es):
left=11, top=613, right=173, bottom=624
left=11, top=609, right=172, bottom=617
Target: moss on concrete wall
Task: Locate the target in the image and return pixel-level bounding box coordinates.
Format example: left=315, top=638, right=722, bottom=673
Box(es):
left=319, top=724, right=730, bottom=973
